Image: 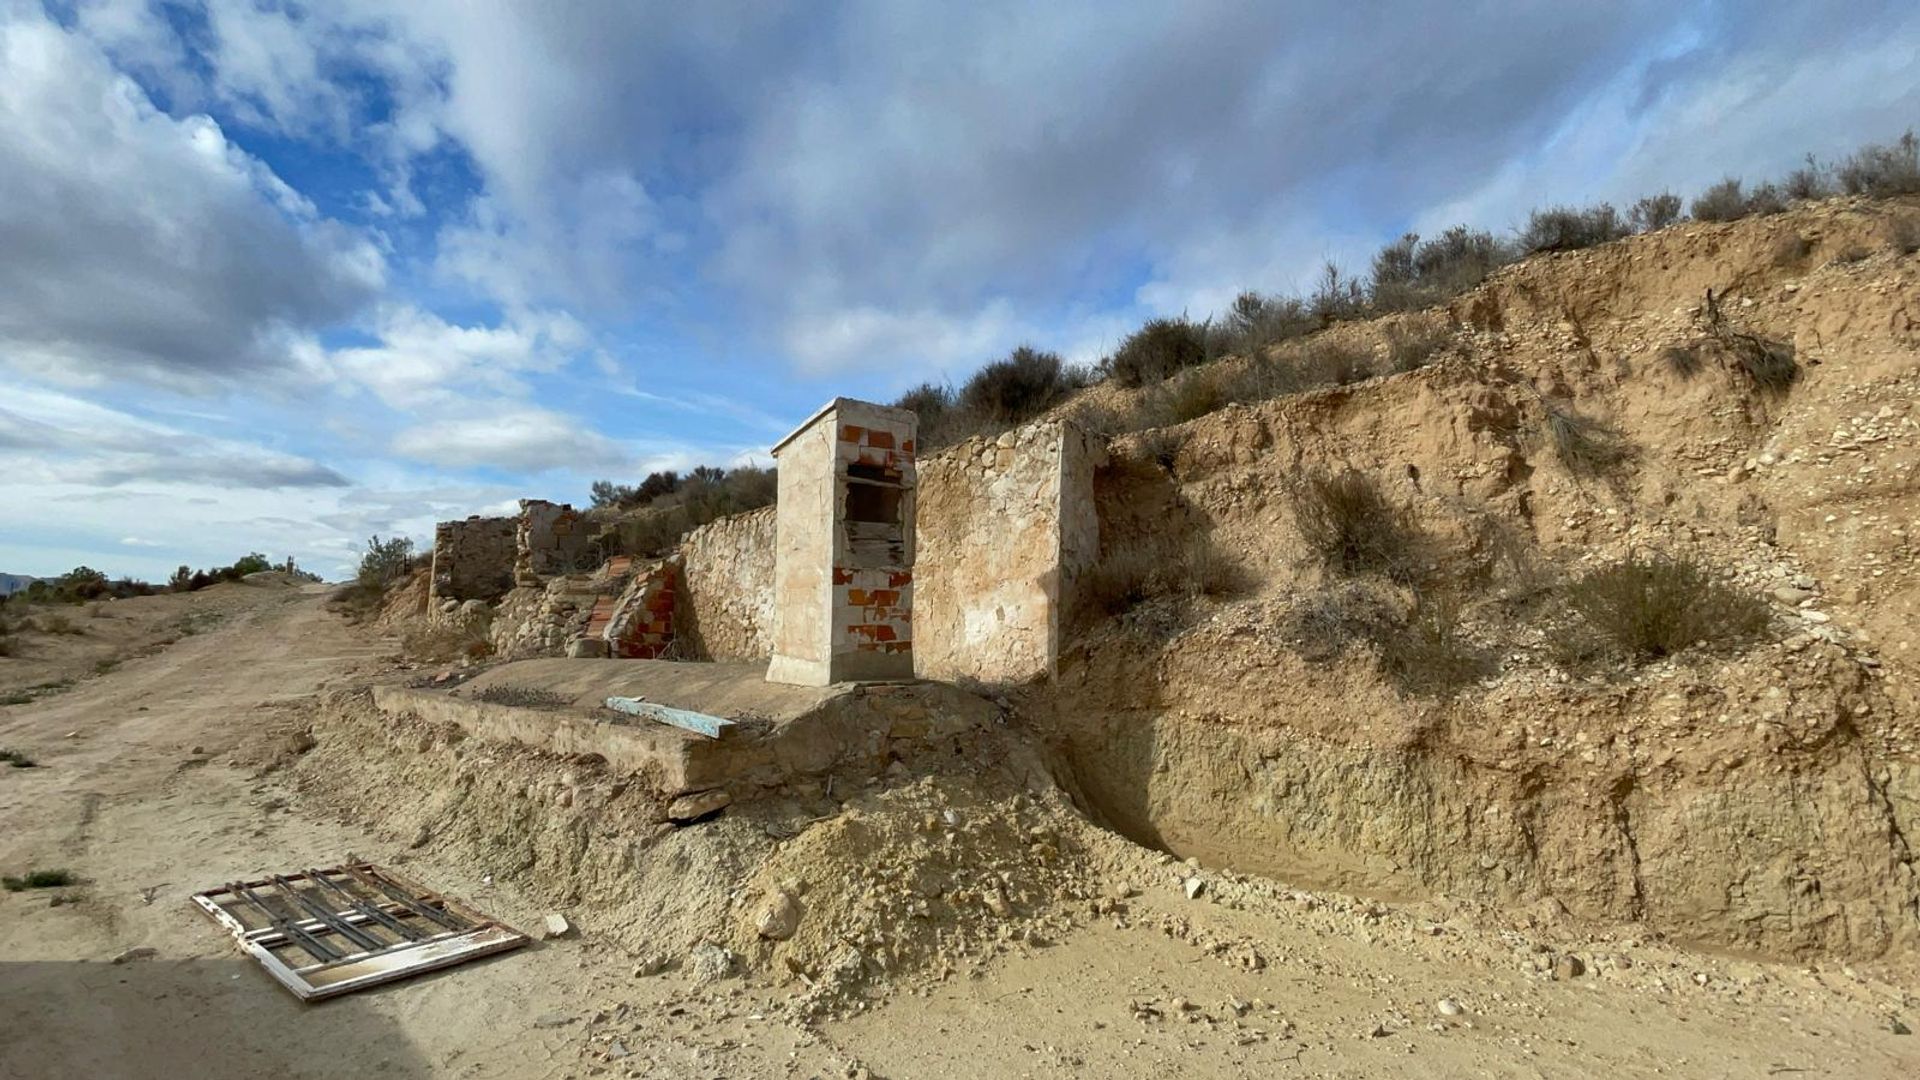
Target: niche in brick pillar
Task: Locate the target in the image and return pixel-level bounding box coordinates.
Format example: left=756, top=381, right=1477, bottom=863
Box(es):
left=767, top=398, right=917, bottom=686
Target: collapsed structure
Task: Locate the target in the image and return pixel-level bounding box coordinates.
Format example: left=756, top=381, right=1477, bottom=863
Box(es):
left=424, top=404, right=1106, bottom=686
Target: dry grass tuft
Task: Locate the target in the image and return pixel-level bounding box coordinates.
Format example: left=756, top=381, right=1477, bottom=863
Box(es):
left=1288, top=469, right=1421, bottom=582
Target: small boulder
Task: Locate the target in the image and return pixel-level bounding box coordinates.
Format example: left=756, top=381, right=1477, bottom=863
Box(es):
left=111, top=946, right=157, bottom=965
left=1551, top=953, right=1586, bottom=981
left=1183, top=877, right=1206, bottom=900
left=755, top=889, right=801, bottom=941
left=667, top=788, right=731, bottom=824
left=687, top=943, right=734, bottom=982
left=567, top=637, right=609, bottom=659
left=542, top=913, right=574, bottom=940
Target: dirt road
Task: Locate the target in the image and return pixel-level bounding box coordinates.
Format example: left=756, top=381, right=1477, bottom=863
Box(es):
left=3, top=585, right=1917, bottom=1078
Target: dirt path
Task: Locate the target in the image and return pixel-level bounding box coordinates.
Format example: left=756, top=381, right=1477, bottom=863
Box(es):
left=3, top=588, right=1917, bottom=1079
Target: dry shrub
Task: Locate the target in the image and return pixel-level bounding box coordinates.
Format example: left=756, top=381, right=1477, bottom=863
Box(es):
left=1661, top=342, right=1706, bottom=380
left=957, top=346, right=1081, bottom=425
left=1783, top=156, right=1834, bottom=201
left=1377, top=594, right=1496, bottom=698
left=1079, top=532, right=1249, bottom=626
left=1769, top=233, right=1813, bottom=267
left=1165, top=370, right=1227, bottom=424
left=1720, top=330, right=1798, bottom=394
left=1104, top=317, right=1213, bottom=388
left=1291, top=340, right=1376, bottom=387
left=34, top=613, right=82, bottom=636
left=1629, top=193, right=1684, bottom=233
left=1383, top=318, right=1451, bottom=373
left=1837, top=131, right=1920, bottom=197
left=2, top=869, right=74, bottom=891
left=403, top=622, right=494, bottom=664
left=473, top=684, right=573, bottom=709
left=1223, top=291, right=1316, bottom=356
left=1665, top=313, right=1798, bottom=395
left=1544, top=403, right=1631, bottom=474
left=1690, top=178, right=1752, bottom=223
left=1288, top=469, right=1421, bottom=582
left=1562, top=555, right=1769, bottom=663
left=1283, top=585, right=1492, bottom=698
left=1370, top=226, right=1513, bottom=311
left=1520, top=204, right=1628, bottom=253
left=1886, top=216, right=1920, bottom=256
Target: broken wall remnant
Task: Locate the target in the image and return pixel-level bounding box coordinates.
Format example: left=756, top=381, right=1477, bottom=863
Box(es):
left=767, top=398, right=917, bottom=686
left=595, top=556, right=678, bottom=658
left=516, top=499, right=595, bottom=585
left=677, top=505, right=776, bottom=660
left=913, top=419, right=1105, bottom=683
left=429, top=515, right=517, bottom=604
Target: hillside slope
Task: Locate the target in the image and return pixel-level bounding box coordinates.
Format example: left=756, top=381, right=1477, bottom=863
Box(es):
left=1039, top=195, right=1920, bottom=960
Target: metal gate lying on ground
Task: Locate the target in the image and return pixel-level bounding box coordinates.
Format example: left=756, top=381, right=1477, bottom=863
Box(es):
left=192, top=862, right=528, bottom=1001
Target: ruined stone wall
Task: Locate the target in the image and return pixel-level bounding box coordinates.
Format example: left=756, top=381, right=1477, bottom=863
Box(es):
left=913, top=419, right=1105, bottom=683
left=430, top=516, right=517, bottom=603
left=677, top=506, right=776, bottom=660
left=516, top=499, right=594, bottom=584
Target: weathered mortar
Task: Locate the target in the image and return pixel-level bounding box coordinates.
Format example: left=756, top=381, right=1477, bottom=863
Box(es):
left=677, top=505, right=776, bottom=660
left=517, top=499, right=595, bottom=584
left=913, top=419, right=1106, bottom=683
left=430, top=515, right=517, bottom=604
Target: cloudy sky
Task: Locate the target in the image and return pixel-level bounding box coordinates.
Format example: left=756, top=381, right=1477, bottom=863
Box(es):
left=2, top=0, right=1916, bottom=579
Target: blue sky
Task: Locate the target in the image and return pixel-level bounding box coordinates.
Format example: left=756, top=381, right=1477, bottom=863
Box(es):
left=2, top=0, right=1916, bottom=579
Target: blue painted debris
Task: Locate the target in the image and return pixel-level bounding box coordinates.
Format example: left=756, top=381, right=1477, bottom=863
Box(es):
left=603, top=696, right=736, bottom=739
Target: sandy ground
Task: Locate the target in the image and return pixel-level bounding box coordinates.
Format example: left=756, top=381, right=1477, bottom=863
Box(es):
left=2, top=584, right=1917, bottom=1078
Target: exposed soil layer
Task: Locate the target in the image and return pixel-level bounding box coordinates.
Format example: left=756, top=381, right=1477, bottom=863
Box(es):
left=1037, top=196, right=1920, bottom=962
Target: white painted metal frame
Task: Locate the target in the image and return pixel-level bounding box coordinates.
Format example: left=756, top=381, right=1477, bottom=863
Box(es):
left=192, top=864, right=528, bottom=1002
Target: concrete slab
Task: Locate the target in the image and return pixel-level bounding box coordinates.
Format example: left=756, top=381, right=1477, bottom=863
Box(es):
left=368, top=659, right=1002, bottom=801
left=456, top=658, right=844, bottom=723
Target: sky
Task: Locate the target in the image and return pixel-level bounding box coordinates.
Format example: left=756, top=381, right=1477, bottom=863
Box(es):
left=1, top=0, right=1916, bottom=580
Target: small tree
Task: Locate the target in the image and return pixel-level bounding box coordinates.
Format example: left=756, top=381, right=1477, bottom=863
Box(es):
left=358, top=535, right=416, bottom=588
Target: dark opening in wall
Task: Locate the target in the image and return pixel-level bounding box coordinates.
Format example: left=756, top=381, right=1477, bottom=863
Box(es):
left=846, top=479, right=904, bottom=524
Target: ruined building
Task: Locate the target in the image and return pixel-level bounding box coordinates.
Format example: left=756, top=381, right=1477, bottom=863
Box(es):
left=425, top=400, right=1104, bottom=686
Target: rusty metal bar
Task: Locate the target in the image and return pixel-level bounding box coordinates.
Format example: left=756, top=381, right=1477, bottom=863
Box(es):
left=304, top=869, right=427, bottom=942
left=269, top=875, right=387, bottom=953
left=230, top=881, right=342, bottom=962
left=342, top=865, right=467, bottom=932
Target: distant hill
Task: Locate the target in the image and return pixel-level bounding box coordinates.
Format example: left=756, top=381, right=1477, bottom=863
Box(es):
left=0, top=573, right=39, bottom=596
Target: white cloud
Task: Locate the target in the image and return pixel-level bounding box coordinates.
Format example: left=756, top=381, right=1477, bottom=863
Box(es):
left=0, top=5, right=384, bottom=390
left=389, top=408, right=630, bottom=473
left=328, top=306, right=583, bottom=409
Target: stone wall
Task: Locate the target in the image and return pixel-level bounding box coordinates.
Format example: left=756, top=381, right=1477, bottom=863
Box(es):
left=430, top=515, right=516, bottom=603
left=516, top=499, right=594, bottom=584
left=677, top=506, right=776, bottom=660
left=913, top=419, right=1105, bottom=683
